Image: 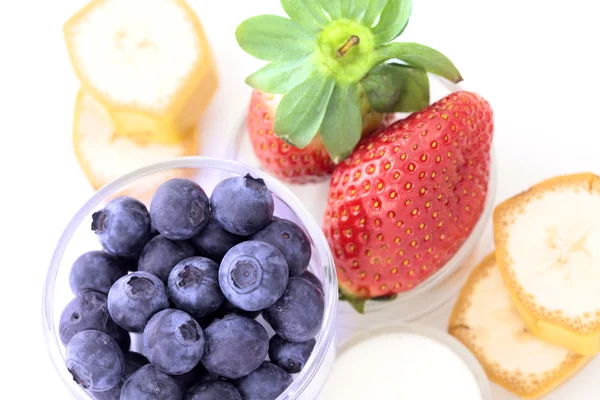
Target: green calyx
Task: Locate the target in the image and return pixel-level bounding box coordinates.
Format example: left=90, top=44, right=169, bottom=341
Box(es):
left=236, top=0, right=463, bottom=163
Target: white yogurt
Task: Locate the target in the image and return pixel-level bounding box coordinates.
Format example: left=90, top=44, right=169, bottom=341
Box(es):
left=319, top=332, right=483, bottom=400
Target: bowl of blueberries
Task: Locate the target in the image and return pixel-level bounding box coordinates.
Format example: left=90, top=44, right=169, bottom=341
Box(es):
left=42, top=157, right=338, bottom=400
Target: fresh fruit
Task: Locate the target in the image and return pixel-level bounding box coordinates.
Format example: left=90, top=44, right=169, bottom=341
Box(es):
left=494, top=173, right=600, bottom=355
left=73, top=90, right=199, bottom=195
left=167, top=257, right=224, bottom=318
left=264, top=277, right=324, bottom=342
left=92, top=196, right=152, bottom=257
left=201, top=314, right=269, bottom=379
left=213, top=299, right=263, bottom=320
left=107, top=271, right=169, bottom=332
left=238, top=0, right=462, bottom=180
left=219, top=241, right=289, bottom=312
left=142, top=309, right=204, bottom=375
left=91, top=352, right=149, bottom=400
left=138, top=235, right=196, bottom=282
left=64, top=0, right=217, bottom=141
left=269, top=335, right=316, bottom=374
left=69, top=251, right=127, bottom=295
left=211, top=175, right=275, bottom=236
left=121, top=364, right=183, bottom=400
left=66, top=330, right=125, bottom=392
left=300, top=270, right=323, bottom=293
left=247, top=90, right=382, bottom=183
left=150, top=178, right=210, bottom=241
left=323, top=91, right=494, bottom=310
left=251, top=218, right=312, bottom=277
left=173, top=363, right=217, bottom=393
left=59, top=291, right=130, bottom=351
left=234, top=362, right=292, bottom=400
left=186, top=381, right=242, bottom=400
left=192, top=217, right=245, bottom=262
left=449, top=253, right=591, bottom=399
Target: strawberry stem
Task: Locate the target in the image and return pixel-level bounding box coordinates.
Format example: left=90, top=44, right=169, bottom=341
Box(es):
left=337, top=35, right=360, bottom=57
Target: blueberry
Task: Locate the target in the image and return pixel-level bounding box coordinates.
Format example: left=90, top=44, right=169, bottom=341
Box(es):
left=138, top=235, right=196, bottom=282
left=69, top=251, right=127, bottom=295
left=121, top=364, right=183, bottom=400
left=201, top=314, right=269, bottom=379
left=211, top=174, right=274, bottom=236
left=234, top=362, right=292, bottom=400
left=186, top=381, right=242, bottom=400
left=192, top=217, right=245, bottom=262
left=300, top=270, right=323, bottom=293
left=219, top=241, right=288, bottom=312
left=167, top=257, right=224, bottom=319
left=174, top=363, right=218, bottom=392
left=91, top=352, right=149, bottom=400
left=59, top=291, right=129, bottom=351
left=143, top=309, right=204, bottom=375
left=264, top=277, right=324, bottom=342
left=150, top=178, right=210, bottom=240
left=108, top=272, right=169, bottom=332
left=92, top=197, right=152, bottom=257
left=251, top=219, right=311, bottom=277
left=65, top=330, right=124, bottom=392
left=269, top=335, right=316, bottom=373
left=214, top=298, right=262, bottom=320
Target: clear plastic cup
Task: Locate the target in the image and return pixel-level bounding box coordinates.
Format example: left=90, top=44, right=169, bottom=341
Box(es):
left=42, top=157, right=338, bottom=400
left=229, top=76, right=497, bottom=328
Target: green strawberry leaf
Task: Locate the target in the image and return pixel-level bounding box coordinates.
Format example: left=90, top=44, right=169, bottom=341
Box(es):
left=245, top=57, right=318, bottom=94
left=281, top=0, right=330, bottom=32
left=372, top=0, right=412, bottom=45
left=339, top=291, right=366, bottom=314
left=376, top=42, right=463, bottom=83
left=345, top=0, right=370, bottom=21
left=274, top=73, right=336, bottom=149
left=362, top=0, right=388, bottom=26
left=318, top=0, right=343, bottom=19
left=393, top=64, right=430, bottom=112
left=320, top=84, right=363, bottom=163
left=236, top=15, right=316, bottom=62
left=362, top=63, right=429, bottom=112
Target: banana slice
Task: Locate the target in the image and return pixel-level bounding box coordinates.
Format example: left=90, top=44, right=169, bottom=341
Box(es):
left=494, top=173, right=600, bottom=355
left=64, top=0, right=217, bottom=142
left=73, top=90, right=198, bottom=201
left=449, top=253, right=591, bottom=399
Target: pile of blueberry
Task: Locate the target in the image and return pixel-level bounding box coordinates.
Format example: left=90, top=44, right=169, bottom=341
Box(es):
left=60, top=175, right=325, bottom=400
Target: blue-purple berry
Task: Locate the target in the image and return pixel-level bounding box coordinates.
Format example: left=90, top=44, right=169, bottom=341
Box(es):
left=59, top=291, right=129, bottom=351
left=92, top=197, right=152, bottom=257
left=167, top=257, right=224, bottom=319
left=108, top=272, right=169, bottom=332
left=211, top=174, right=274, bottom=236
left=192, top=217, right=245, bottom=262
left=121, top=364, right=183, bottom=400
left=138, top=235, right=195, bottom=282
left=234, top=362, right=292, bottom=400
left=201, top=314, right=269, bottom=379
left=186, top=380, right=242, bottom=400
left=66, top=330, right=125, bottom=392
left=219, top=241, right=288, bottom=312
left=300, top=270, right=323, bottom=293
left=269, top=335, right=316, bottom=373
left=150, top=178, right=210, bottom=240
left=69, top=251, right=127, bottom=295
left=264, top=277, right=324, bottom=342
left=251, top=219, right=311, bottom=277
left=143, top=309, right=204, bottom=375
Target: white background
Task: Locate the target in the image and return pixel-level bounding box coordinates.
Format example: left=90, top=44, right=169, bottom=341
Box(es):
left=1, top=0, right=599, bottom=398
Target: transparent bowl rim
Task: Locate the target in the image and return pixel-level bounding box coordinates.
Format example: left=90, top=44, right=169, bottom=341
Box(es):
left=332, top=323, right=492, bottom=399
left=41, top=156, right=339, bottom=400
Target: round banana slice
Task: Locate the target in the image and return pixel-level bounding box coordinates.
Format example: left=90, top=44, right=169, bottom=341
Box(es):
left=449, top=253, right=591, bottom=399
left=73, top=90, right=198, bottom=201
left=64, top=0, right=218, bottom=142
left=494, top=173, right=600, bottom=356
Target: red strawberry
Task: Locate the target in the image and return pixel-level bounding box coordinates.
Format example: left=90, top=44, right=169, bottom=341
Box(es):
left=247, top=90, right=383, bottom=184
left=323, top=91, right=493, bottom=308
